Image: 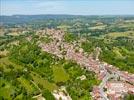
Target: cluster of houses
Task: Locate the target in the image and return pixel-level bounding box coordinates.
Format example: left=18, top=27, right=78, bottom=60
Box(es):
left=37, top=28, right=134, bottom=100
left=91, top=86, right=104, bottom=100
left=91, top=63, right=134, bottom=100
left=91, top=81, right=134, bottom=100
left=106, top=81, right=134, bottom=99
left=105, top=64, right=134, bottom=83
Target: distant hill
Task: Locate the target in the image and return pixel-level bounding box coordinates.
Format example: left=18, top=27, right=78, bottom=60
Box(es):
left=0, top=15, right=82, bottom=25
left=1, top=15, right=134, bottom=25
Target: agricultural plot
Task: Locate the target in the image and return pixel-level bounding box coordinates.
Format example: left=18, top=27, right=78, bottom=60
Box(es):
left=119, top=22, right=134, bottom=28
left=30, top=72, right=57, bottom=91
left=0, top=57, right=23, bottom=71
left=17, top=77, right=35, bottom=94
left=112, top=47, right=124, bottom=59
left=104, top=31, right=134, bottom=39
left=88, top=25, right=107, bottom=30
left=53, top=65, right=69, bottom=83
left=0, top=79, right=15, bottom=100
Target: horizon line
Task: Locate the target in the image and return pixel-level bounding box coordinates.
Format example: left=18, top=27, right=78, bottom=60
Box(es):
left=1, top=14, right=134, bottom=16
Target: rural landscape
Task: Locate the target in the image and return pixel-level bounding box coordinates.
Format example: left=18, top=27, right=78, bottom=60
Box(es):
left=0, top=0, right=134, bottom=100
left=0, top=15, right=134, bottom=100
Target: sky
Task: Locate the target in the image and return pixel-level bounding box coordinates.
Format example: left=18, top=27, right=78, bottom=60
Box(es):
left=1, top=0, right=134, bottom=15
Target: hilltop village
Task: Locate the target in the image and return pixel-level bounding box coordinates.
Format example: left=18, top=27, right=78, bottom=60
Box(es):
left=37, top=28, right=134, bottom=100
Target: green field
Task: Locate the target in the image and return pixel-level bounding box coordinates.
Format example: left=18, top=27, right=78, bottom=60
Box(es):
left=31, top=72, right=57, bottom=91
left=112, top=47, right=124, bottom=59
left=17, top=77, right=35, bottom=93
left=88, top=25, right=107, bottom=30
left=53, top=65, right=69, bottom=83
left=0, top=57, right=23, bottom=72
left=103, top=31, right=134, bottom=39
left=0, top=79, right=15, bottom=100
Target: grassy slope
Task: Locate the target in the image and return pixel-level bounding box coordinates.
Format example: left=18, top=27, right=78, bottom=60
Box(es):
left=53, top=65, right=69, bottom=83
